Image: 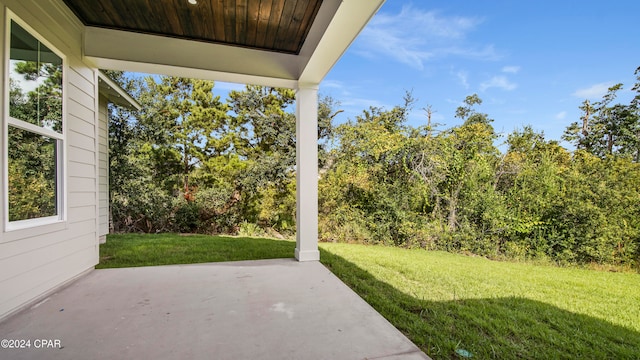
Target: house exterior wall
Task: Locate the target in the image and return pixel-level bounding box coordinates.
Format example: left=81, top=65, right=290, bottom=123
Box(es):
left=0, top=0, right=99, bottom=320
left=98, top=95, right=108, bottom=243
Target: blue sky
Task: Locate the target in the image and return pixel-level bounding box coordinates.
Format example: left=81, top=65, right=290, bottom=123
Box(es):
left=317, top=0, right=640, bottom=147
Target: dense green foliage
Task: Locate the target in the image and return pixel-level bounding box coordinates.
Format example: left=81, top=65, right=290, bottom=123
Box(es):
left=106, top=68, right=640, bottom=269
left=320, top=85, right=640, bottom=268
left=107, top=73, right=334, bottom=236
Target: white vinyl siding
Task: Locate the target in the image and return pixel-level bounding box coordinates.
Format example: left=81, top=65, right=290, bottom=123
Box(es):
left=0, top=1, right=98, bottom=320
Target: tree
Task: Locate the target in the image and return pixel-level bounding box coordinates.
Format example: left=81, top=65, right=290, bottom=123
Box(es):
left=320, top=93, right=419, bottom=245
left=226, top=86, right=336, bottom=231
left=100, top=70, right=640, bottom=269
left=564, top=73, right=640, bottom=161
left=227, top=86, right=297, bottom=190
left=444, top=94, right=498, bottom=231
left=139, top=76, right=230, bottom=197
left=563, top=100, right=594, bottom=151
left=630, top=66, right=640, bottom=162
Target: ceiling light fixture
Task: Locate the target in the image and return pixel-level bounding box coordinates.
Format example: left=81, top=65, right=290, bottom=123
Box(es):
left=188, top=0, right=197, bottom=4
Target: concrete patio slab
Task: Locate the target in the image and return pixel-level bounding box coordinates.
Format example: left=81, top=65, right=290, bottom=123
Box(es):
left=0, top=259, right=429, bottom=359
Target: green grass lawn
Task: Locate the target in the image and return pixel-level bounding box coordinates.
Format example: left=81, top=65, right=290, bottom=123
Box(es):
left=98, top=234, right=640, bottom=359
left=97, top=233, right=294, bottom=268
left=320, top=243, right=640, bottom=360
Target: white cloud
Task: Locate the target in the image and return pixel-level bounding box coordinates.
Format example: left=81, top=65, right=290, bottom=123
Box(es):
left=355, top=5, right=498, bottom=70
left=321, top=80, right=345, bottom=90
left=441, top=45, right=500, bottom=60
left=456, top=70, right=470, bottom=89
left=502, top=66, right=520, bottom=74
left=555, top=111, right=567, bottom=120
left=572, top=82, right=616, bottom=99
left=480, top=76, right=517, bottom=91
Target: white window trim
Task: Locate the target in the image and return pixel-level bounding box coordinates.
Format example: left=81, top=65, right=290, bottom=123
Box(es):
left=8, top=116, right=64, bottom=141
left=3, top=10, right=67, bottom=233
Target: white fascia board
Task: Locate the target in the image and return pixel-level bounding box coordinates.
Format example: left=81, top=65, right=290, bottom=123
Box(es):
left=97, top=71, right=141, bottom=110
left=299, top=0, right=385, bottom=86
left=83, top=27, right=301, bottom=88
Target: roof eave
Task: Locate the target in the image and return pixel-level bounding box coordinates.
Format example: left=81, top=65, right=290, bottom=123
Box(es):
left=97, top=71, right=141, bottom=110
left=81, top=0, right=385, bottom=88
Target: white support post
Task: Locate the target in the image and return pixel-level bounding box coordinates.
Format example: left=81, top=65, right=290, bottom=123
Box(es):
left=295, top=84, right=320, bottom=262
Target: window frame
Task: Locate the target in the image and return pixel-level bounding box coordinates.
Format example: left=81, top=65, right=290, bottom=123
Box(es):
left=3, top=11, right=67, bottom=232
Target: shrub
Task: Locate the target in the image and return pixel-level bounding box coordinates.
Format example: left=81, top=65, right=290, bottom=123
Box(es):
left=238, top=221, right=266, bottom=237
left=173, top=199, right=201, bottom=233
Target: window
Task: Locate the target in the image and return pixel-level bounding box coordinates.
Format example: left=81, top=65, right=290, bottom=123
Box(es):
left=4, top=17, right=64, bottom=228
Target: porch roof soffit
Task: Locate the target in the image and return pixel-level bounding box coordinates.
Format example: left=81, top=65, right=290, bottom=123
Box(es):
left=98, top=71, right=142, bottom=111
left=59, top=0, right=385, bottom=88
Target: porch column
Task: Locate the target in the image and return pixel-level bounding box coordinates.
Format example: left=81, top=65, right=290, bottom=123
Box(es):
left=295, top=84, right=320, bottom=261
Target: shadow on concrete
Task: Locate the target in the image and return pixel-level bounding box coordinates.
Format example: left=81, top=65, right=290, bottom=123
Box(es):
left=319, top=248, right=640, bottom=360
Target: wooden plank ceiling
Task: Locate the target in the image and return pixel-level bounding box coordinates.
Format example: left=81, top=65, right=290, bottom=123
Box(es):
left=62, top=0, right=323, bottom=54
